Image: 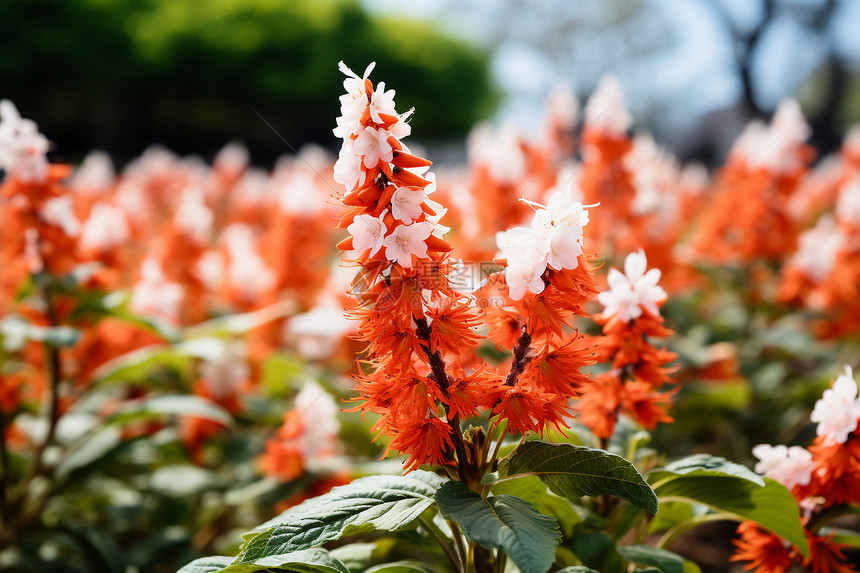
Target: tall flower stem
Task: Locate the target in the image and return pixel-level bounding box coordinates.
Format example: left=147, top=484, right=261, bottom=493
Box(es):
left=414, top=317, right=470, bottom=482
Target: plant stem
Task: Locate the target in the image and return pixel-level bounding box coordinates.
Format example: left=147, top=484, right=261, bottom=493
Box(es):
left=448, top=519, right=469, bottom=573
left=30, top=282, right=63, bottom=478
left=414, top=317, right=469, bottom=480
left=486, top=426, right=508, bottom=471
left=419, top=514, right=462, bottom=572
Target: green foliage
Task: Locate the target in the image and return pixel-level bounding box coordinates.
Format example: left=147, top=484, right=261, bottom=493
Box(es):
left=497, top=441, right=659, bottom=514
left=0, top=0, right=494, bottom=161
left=616, top=545, right=694, bottom=573
left=653, top=476, right=809, bottom=556
left=237, top=472, right=444, bottom=562
left=179, top=549, right=349, bottom=573
left=435, top=480, right=561, bottom=573
left=649, top=454, right=764, bottom=486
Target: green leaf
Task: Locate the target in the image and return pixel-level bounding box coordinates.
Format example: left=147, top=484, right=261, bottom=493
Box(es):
left=237, top=472, right=445, bottom=562
left=435, top=480, right=560, bottom=573
left=327, top=544, right=375, bottom=573
left=489, top=474, right=580, bottom=537
left=650, top=455, right=764, bottom=486
left=655, top=477, right=809, bottom=557
left=648, top=502, right=695, bottom=535
left=179, top=548, right=349, bottom=573
left=617, top=545, right=686, bottom=573
left=498, top=441, right=658, bottom=514
left=177, top=556, right=233, bottom=573
left=111, top=395, right=233, bottom=426
left=555, top=568, right=601, bottom=573
left=363, top=561, right=434, bottom=573
left=820, top=527, right=860, bottom=549
left=55, top=426, right=123, bottom=480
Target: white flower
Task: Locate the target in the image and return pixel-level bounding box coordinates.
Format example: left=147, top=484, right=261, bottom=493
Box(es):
left=352, top=126, right=393, bottom=169
left=369, top=82, right=397, bottom=124
left=790, top=215, right=843, bottom=283
left=333, top=61, right=376, bottom=140
left=836, top=177, right=860, bottom=227
left=467, top=123, right=525, bottom=183
left=731, top=99, right=809, bottom=171
left=69, top=151, right=115, bottom=194
left=391, top=186, right=425, bottom=223
left=542, top=225, right=583, bottom=270
left=333, top=140, right=365, bottom=192
left=41, top=196, right=81, bottom=237
left=195, top=250, right=225, bottom=292
left=752, top=444, right=814, bottom=489
left=584, top=75, right=632, bottom=135
left=223, top=225, right=276, bottom=302
left=339, top=60, right=375, bottom=99
left=130, top=258, right=184, bottom=323
left=293, top=380, right=341, bottom=466
left=347, top=214, right=386, bottom=257
left=199, top=339, right=249, bottom=401
left=80, top=203, right=130, bottom=252
left=288, top=301, right=355, bottom=361
left=383, top=222, right=432, bottom=268
left=597, top=250, right=667, bottom=322
left=811, top=365, right=860, bottom=444
left=496, top=227, right=547, bottom=300
left=0, top=100, right=49, bottom=183
left=173, top=187, right=213, bottom=244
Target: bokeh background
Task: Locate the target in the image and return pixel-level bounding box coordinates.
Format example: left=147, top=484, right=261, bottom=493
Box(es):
left=4, top=0, right=860, bottom=167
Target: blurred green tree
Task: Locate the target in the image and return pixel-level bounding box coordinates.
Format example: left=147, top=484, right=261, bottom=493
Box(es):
left=0, top=0, right=495, bottom=164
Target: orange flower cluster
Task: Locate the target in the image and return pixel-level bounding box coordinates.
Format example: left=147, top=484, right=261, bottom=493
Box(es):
left=575, top=251, right=677, bottom=439
left=258, top=380, right=342, bottom=482
left=693, top=100, right=815, bottom=265
left=732, top=367, right=860, bottom=572
left=333, top=63, right=601, bottom=472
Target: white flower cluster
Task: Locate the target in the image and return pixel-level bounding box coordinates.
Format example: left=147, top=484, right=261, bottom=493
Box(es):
left=495, top=183, right=590, bottom=300
left=597, top=250, right=667, bottom=322
left=811, top=365, right=860, bottom=444
left=731, top=99, right=810, bottom=172
left=130, top=258, right=184, bottom=324
left=790, top=215, right=843, bottom=284
left=584, top=75, right=632, bottom=136
left=0, top=100, right=49, bottom=183
left=752, top=443, right=814, bottom=490
left=836, top=176, right=860, bottom=228
left=333, top=61, right=447, bottom=269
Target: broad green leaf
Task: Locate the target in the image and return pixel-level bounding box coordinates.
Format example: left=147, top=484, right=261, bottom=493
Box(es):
left=655, top=477, right=808, bottom=556
left=435, top=480, right=560, bottom=573
left=237, top=472, right=445, bottom=562
left=327, top=544, right=376, bottom=573
left=617, top=545, right=686, bottom=573
left=555, top=568, right=600, bottom=573
left=648, top=502, right=695, bottom=535
left=498, top=441, right=658, bottom=514
left=489, top=474, right=580, bottom=536
left=572, top=532, right=623, bottom=573
left=179, top=548, right=348, bottom=573
left=650, top=455, right=764, bottom=486
left=177, top=556, right=233, bottom=573
left=363, top=561, right=434, bottom=573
